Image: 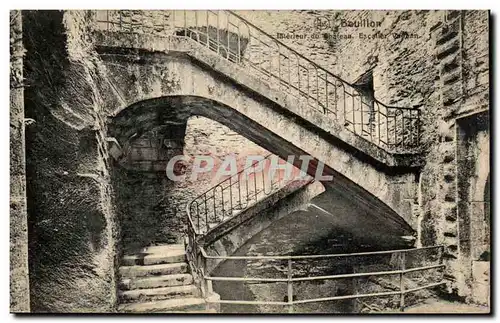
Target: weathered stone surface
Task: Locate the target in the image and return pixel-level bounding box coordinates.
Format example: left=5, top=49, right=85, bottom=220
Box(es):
left=16, top=9, right=490, bottom=312
left=23, top=11, right=118, bottom=312
left=10, top=10, right=30, bottom=313
left=99, top=35, right=418, bottom=225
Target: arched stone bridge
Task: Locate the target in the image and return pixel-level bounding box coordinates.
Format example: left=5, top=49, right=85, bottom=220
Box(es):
left=100, top=32, right=421, bottom=233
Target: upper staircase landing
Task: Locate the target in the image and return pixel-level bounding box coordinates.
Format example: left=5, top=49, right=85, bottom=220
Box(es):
left=93, top=10, right=423, bottom=165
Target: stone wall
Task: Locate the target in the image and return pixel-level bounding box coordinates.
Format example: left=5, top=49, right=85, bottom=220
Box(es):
left=10, top=10, right=30, bottom=313
left=112, top=116, right=271, bottom=253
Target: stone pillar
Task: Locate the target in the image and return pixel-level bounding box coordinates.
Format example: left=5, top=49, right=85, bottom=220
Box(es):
left=23, top=10, right=118, bottom=312
left=10, top=9, right=31, bottom=313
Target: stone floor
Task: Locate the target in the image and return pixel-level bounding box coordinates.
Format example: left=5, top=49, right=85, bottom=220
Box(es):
left=402, top=299, right=490, bottom=314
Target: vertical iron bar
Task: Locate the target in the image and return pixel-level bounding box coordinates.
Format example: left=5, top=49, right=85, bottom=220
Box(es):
left=417, top=109, right=421, bottom=147
left=307, top=67, right=310, bottom=106
left=227, top=13, right=230, bottom=60
left=237, top=24, right=241, bottom=63
left=237, top=174, right=242, bottom=209
left=288, top=54, right=291, bottom=93
left=278, top=47, right=281, bottom=91
left=297, top=60, right=300, bottom=100
left=439, top=245, right=445, bottom=283
left=206, top=11, right=209, bottom=47
left=325, top=73, right=329, bottom=113
left=287, top=258, right=293, bottom=313
left=399, top=252, right=406, bottom=312
left=378, top=104, right=381, bottom=146
left=212, top=191, right=217, bottom=229
left=361, top=99, right=364, bottom=135
left=201, top=255, right=208, bottom=294
left=196, top=202, right=200, bottom=233
left=402, top=111, right=406, bottom=149
left=171, top=10, right=175, bottom=33
left=262, top=163, right=266, bottom=195
left=229, top=177, right=233, bottom=217
left=195, top=10, right=198, bottom=38
left=253, top=168, right=258, bottom=202
left=352, top=94, right=355, bottom=132
left=204, top=194, right=208, bottom=231
left=394, top=114, right=397, bottom=147
left=316, top=68, right=319, bottom=107
left=386, top=113, right=389, bottom=147
left=216, top=12, right=220, bottom=55
left=106, top=10, right=109, bottom=31
left=245, top=170, right=250, bottom=207
left=220, top=186, right=224, bottom=222
left=352, top=266, right=359, bottom=313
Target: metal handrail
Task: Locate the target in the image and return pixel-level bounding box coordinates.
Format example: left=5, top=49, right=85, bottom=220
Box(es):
left=199, top=245, right=445, bottom=312
left=199, top=244, right=442, bottom=260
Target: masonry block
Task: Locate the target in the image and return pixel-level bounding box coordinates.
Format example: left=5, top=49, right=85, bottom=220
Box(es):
left=443, top=182, right=457, bottom=202
left=443, top=69, right=461, bottom=85
left=443, top=164, right=456, bottom=183
left=443, top=84, right=462, bottom=106
left=443, top=220, right=458, bottom=238
left=441, top=53, right=460, bottom=73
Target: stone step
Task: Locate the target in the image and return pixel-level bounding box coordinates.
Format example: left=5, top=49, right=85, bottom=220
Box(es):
left=119, top=262, right=188, bottom=278
left=120, top=273, right=193, bottom=290
left=122, top=244, right=186, bottom=266
left=119, top=285, right=200, bottom=303
left=118, top=297, right=206, bottom=313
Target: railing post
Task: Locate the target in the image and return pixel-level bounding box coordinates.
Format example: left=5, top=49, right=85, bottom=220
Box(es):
left=352, top=266, right=359, bottom=313
left=399, top=251, right=406, bottom=312
left=201, top=252, right=209, bottom=295
left=216, top=12, right=220, bottom=55
left=287, top=258, right=294, bottom=314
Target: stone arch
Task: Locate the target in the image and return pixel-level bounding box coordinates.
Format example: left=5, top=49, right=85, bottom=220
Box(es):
left=107, top=95, right=414, bottom=253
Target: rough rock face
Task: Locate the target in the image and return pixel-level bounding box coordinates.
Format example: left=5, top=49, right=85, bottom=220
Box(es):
left=23, top=11, right=118, bottom=312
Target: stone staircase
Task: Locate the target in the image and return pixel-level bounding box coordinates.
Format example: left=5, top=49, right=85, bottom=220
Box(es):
left=118, top=244, right=216, bottom=313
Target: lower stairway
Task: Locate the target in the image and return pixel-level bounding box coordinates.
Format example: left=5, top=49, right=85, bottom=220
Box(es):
left=117, top=244, right=216, bottom=313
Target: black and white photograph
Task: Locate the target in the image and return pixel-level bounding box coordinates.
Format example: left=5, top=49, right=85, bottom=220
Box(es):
left=9, top=6, right=491, bottom=314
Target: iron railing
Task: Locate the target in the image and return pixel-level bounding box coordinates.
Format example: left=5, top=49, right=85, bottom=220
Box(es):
left=94, top=10, right=422, bottom=153
left=187, top=154, right=309, bottom=235
left=198, top=245, right=445, bottom=313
